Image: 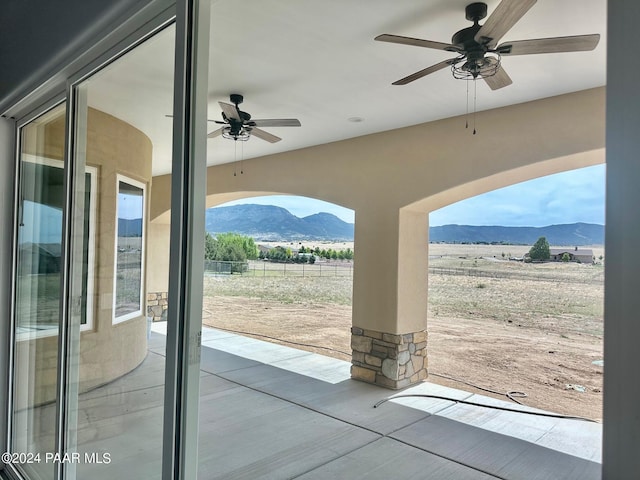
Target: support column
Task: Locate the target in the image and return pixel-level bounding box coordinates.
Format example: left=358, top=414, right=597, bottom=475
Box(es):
left=351, top=207, right=429, bottom=389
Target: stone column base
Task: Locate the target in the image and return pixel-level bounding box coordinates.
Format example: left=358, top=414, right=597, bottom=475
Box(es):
left=350, top=327, right=428, bottom=389
left=147, top=292, right=168, bottom=322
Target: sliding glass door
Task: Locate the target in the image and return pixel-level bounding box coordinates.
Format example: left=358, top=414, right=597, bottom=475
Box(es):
left=65, top=25, right=176, bottom=480
left=8, top=23, right=178, bottom=480
left=11, top=103, right=66, bottom=480
left=5, top=2, right=210, bottom=477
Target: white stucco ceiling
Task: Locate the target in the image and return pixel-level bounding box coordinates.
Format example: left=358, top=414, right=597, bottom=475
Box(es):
left=86, top=0, right=607, bottom=176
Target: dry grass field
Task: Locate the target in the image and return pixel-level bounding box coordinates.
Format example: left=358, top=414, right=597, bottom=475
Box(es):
left=202, top=243, right=604, bottom=421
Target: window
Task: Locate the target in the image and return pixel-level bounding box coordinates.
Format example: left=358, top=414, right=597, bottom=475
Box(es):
left=113, top=175, right=145, bottom=323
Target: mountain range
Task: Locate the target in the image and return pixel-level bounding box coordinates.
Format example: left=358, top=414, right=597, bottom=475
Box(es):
left=206, top=204, right=354, bottom=241
left=429, top=222, right=604, bottom=246
left=206, top=204, right=604, bottom=245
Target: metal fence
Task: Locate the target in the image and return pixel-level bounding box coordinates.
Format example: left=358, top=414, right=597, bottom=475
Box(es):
left=428, top=266, right=604, bottom=285
left=204, top=260, right=354, bottom=277
left=203, top=261, right=601, bottom=284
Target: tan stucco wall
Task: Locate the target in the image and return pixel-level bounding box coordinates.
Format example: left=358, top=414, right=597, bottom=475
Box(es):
left=15, top=108, right=152, bottom=406
left=149, top=87, right=605, bottom=336
left=147, top=220, right=170, bottom=294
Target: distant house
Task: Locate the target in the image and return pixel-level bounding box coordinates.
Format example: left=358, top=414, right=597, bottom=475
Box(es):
left=550, top=247, right=593, bottom=263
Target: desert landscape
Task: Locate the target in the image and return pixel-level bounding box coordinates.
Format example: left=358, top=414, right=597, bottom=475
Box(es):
left=202, top=243, right=604, bottom=421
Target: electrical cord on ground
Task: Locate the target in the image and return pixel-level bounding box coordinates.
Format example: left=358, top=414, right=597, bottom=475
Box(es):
left=429, top=372, right=527, bottom=404
left=373, top=394, right=598, bottom=423
left=206, top=324, right=526, bottom=402
left=202, top=324, right=597, bottom=423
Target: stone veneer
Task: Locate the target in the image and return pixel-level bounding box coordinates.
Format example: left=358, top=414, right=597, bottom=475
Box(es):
left=147, top=292, right=168, bottom=321
left=350, top=327, right=428, bottom=389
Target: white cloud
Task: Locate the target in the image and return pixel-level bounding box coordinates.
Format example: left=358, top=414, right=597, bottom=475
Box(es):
left=217, top=165, right=605, bottom=228
left=430, top=164, right=605, bottom=227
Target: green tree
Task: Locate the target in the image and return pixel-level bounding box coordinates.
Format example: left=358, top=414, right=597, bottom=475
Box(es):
left=561, top=252, right=570, bottom=262
left=204, top=232, right=259, bottom=272
left=267, top=246, right=292, bottom=263
left=528, top=236, right=550, bottom=261
left=211, top=232, right=258, bottom=260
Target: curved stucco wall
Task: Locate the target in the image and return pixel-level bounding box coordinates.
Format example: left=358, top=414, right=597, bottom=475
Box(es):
left=16, top=108, right=152, bottom=405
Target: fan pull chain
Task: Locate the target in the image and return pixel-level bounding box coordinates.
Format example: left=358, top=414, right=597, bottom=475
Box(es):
left=473, top=77, right=477, bottom=135
left=233, top=140, right=237, bottom=176
left=465, top=80, right=469, bottom=129
left=240, top=141, right=244, bottom=174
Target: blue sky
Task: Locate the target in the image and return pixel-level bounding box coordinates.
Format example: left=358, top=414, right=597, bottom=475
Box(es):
left=218, top=164, right=606, bottom=227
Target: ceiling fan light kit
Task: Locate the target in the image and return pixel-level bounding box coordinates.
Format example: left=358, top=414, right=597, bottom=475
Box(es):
left=208, top=93, right=301, bottom=143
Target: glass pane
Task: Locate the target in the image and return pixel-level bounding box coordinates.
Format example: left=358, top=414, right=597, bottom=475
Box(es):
left=12, top=103, right=66, bottom=480
left=66, top=24, right=175, bottom=480
left=114, top=178, right=145, bottom=321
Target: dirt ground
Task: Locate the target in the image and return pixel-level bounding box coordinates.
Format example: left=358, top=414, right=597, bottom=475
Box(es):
left=202, top=293, right=603, bottom=422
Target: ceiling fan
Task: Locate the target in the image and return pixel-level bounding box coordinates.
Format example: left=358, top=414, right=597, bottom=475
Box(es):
left=208, top=94, right=301, bottom=143
left=375, top=0, right=600, bottom=90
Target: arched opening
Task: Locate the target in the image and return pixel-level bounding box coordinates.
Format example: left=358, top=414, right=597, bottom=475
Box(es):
left=201, top=194, right=356, bottom=363
left=426, top=164, right=605, bottom=421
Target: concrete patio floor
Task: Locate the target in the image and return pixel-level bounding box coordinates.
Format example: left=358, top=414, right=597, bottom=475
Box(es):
left=73, top=323, right=601, bottom=479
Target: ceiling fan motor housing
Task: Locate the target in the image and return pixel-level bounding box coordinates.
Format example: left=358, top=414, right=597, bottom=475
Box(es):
left=452, top=3, right=492, bottom=78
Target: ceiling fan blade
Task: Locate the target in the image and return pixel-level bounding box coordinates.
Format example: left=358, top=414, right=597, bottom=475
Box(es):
left=251, top=118, right=301, bottom=127
left=475, top=0, right=537, bottom=47
left=392, top=58, right=457, bottom=85
left=207, top=128, right=224, bottom=138
left=375, top=34, right=459, bottom=52
left=497, top=34, right=600, bottom=55
left=219, top=101, right=241, bottom=121
left=483, top=65, right=513, bottom=90
left=250, top=128, right=281, bottom=143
